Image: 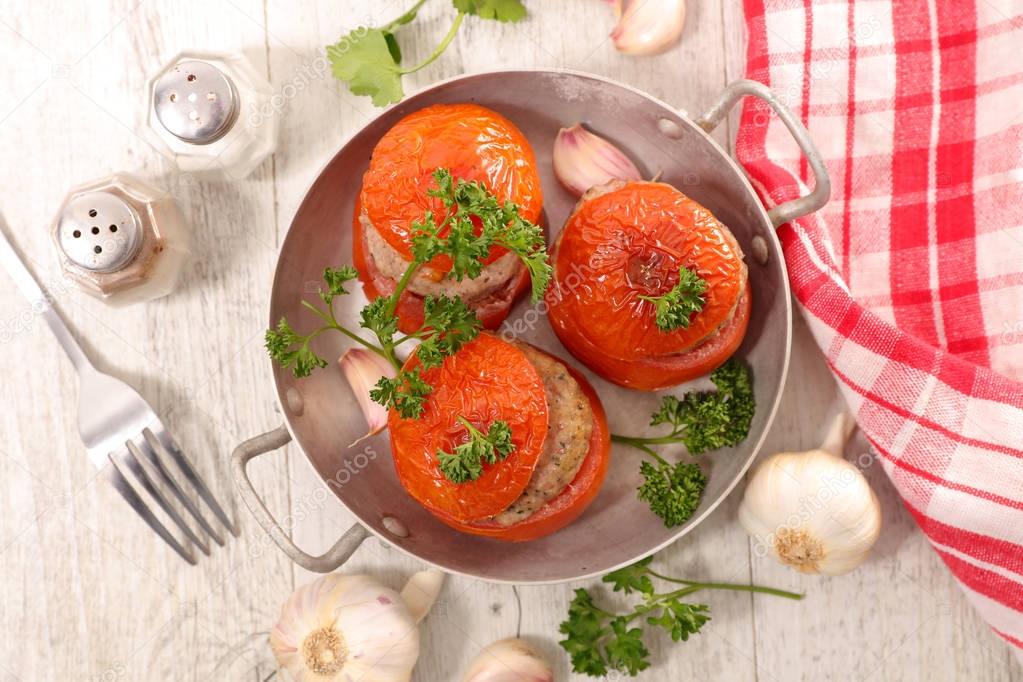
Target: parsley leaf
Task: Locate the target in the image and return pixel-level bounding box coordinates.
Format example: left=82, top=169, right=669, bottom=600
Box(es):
left=416, top=295, right=482, bottom=369
left=638, top=266, right=707, bottom=332
left=559, top=557, right=802, bottom=677
left=327, top=29, right=404, bottom=107
left=637, top=460, right=707, bottom=528
left=265, top=318, right=328, bottom=378
left=410, top=169, right=552, bottom=301
left=320, top=265, right=360, bottom=305
left=370, top=366, right=432, bottom=419
left=452, top=0, right=527, bottom=21
left=436, top=417, right=515, bottom=483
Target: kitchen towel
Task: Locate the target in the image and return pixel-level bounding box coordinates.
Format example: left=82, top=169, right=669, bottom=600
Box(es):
left=736, top=0, right=1023, bottom=651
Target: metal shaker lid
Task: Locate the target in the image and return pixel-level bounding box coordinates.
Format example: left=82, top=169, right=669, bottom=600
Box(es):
left=56, top=191, right=143, bottom=272
left=152, top=60, right=239, bottom=145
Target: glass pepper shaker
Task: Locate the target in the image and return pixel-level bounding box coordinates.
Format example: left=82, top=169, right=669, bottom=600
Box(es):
left=52, top=173, right=190, bottom=306
left=145, top=51, right=278, bottom=179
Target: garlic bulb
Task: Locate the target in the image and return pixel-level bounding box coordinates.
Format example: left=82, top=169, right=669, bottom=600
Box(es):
left=608, top=0, right=687, bottom=56
left=462, top=638, right=553, bottom=682
left=553, top=124, right=641, bottom=197
left=738, top=412, right=882, bottom=575
left=271, top=571, right=444, bottom=682
left=339, top=348, right=396, bottom=445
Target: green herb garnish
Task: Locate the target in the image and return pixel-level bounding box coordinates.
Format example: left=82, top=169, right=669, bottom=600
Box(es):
left=265, top=168, right=550, bottom=422
left=327, top=0, right=526, bottom=107
left=436, top=417, right=515, bottom=483
left=637, top=266, right=707, bottom=332
left=610, top=359, right=754, bottom=527
left=559, top=556, right=803, bottom=677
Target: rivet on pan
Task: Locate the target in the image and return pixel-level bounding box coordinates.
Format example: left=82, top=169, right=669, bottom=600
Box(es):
left=286, top=387, right=304, bottom=416
left=382, top=515, right=409, bottom=538
left=751, top=235, right=770, bottom=266
left=657, top=117, right=684, bottom=140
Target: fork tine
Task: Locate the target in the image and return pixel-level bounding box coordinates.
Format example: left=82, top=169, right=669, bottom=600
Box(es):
left=138, top=431, right=225, bottom=546
left=147, top=425, right=238, bottom=537
left=106, top=455, right=197, bottom=565
left=121, top=441, right=210, bottom=556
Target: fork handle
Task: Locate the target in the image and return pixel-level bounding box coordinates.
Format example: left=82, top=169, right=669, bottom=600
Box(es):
left=0, top=222, right=93, bottom=371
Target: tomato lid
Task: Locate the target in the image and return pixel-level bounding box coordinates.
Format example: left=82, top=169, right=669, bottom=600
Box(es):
left=359, top=103, right=543, bottom=273
left=388, top=334, right=549, bottom=522
left=551, top=181, right=746, bottom=361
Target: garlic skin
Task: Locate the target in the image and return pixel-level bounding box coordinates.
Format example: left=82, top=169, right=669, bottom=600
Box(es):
left=462, top=638, right=553, bottom=682
left=553, top=124, right=641, bottom=197
left=609, top=0, right=687, bottom=56
left=339, top=348, right=396, bottom=445
left=738, top=413, right=882, bottom=576
left=271, top=573, right=421, bottom=682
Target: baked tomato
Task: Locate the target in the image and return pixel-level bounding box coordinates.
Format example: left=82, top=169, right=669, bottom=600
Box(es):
left=546, top=181, right=750, bottom=391
left=352, top=197, right=531, bottom=334
left=429, top=352, right=611, bottom=542
left=354, top=103, right=543, bottom=333
left=387, top=334, right=549, bottom=523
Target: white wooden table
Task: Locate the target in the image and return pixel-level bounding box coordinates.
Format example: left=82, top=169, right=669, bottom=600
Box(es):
left=0, top=1, right=1019, bottom=680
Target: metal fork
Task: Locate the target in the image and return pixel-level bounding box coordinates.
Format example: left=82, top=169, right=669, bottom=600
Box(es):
left=0, top=222, right=236, bottom=564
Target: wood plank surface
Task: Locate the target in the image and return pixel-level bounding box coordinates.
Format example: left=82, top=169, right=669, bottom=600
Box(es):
left=0, top=0, right=1017, bottom=680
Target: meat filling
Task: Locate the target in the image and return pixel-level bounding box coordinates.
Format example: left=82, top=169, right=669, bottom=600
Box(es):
left=493, top=344, right=594, bottom=526
left=361, top=212, right=523, bottom=303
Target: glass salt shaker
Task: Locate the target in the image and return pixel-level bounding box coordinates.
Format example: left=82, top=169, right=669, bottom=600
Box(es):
left=52, top=173, right=190, bottom=306
left=145, top=51, right=277, bottom=179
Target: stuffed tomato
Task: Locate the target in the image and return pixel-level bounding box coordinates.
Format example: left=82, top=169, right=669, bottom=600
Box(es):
left=354, top=103, right=544, bottom=334
left=387, top=333, right=610, bottom=542
left=546, top=180, right=751, bottom=391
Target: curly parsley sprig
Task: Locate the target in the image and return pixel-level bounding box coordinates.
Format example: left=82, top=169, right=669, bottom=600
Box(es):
left=265, top=168, right=550, bottom=426
left=559, top=557, right=803, bottom=677
left=436, top=417, right=515, bottom=483
left=637, top=266, right=707, bottom=332
left=327, top=0, right=527, bottom=107
left=610, top=359, right=755, bottom=527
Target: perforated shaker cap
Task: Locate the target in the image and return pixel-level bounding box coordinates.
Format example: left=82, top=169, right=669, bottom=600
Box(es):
left=56, top=192, right=143, bottom=272
left=152, top=60, right=239, bottom=145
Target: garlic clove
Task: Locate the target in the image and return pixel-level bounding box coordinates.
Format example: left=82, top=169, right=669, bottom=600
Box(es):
left=553, top=124, right=642, bottom=198
left=738, top=412, right=882, bottom=576
left=610, top=0, right=687, bottom=56
left=339, top=348, right=396, bottom=446
left=400, top=569, right=445, bottom=624
left=462, top=638, right=553, bottom=682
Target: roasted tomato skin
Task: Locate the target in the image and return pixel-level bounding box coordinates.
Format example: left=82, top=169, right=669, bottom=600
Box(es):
left=549, top=283, right=752, bottom=391
left=429, top=352, right=611, bottom=542
left=546, top=181, right=749, bottom=391
left=387, top=334, right=549, bottom=523
left=359, top=103, right=543, bottom=273
left=352, top=200, right=531, bottom=335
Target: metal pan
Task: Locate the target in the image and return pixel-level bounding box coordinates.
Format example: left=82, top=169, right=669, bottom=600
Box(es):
left=231, top=69, right=829, bottom=584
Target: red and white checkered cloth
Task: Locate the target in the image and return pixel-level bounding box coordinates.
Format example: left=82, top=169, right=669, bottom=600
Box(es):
left=735, top=0, right=1023, bottom=652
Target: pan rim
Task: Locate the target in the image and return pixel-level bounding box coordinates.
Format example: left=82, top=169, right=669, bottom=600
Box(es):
left=268, top=67, right=794, bottom=584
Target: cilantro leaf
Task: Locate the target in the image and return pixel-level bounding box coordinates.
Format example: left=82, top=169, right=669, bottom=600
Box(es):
left=603, top=557, right=655, bottom=595
left=638, top=266, right=707, bottom=332
left=327, top=28, right=404, bottom=107
left=436, top=418, right=515, bottom=483
left=265, top=318, right=328, bottom=378
left=637, top=459, right=706, bottom=528
left=452, top=0, right=527, bottom=21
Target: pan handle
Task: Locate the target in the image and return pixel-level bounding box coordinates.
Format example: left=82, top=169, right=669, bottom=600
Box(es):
left=231, top=425, right=369, bottom=572
left=695, top=79, right=831, bottom=229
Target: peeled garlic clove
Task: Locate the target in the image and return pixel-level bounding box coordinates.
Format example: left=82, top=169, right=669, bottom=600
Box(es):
left=271, top=573, right=420, bottom=682
left=400, top=569, right=445, bottom=624
left=339, top=348, right=396, bottom=445
left=738, top=412, right=882, bottom=576
left=553, top=124, right=641, bottom=197
left=611, top=0, right=686, bottom=56
left=462, top=638, right=553, bottom=682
